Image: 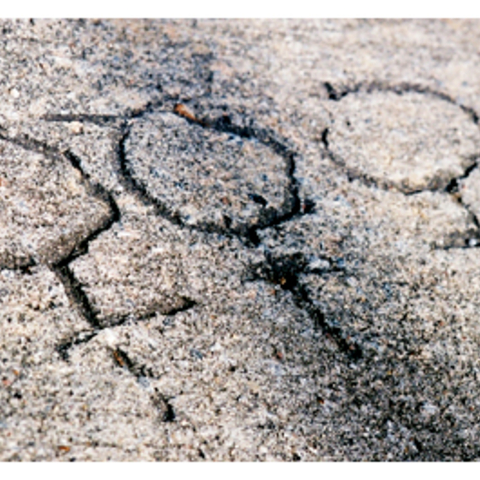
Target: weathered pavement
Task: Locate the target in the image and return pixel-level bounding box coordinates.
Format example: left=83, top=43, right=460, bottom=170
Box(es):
left=1, top=19, right=480, bottom=461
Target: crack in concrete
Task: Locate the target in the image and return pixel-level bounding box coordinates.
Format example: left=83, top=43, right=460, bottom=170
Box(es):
left=55, top=330, right=99, bottom=361
left=0, top=126, right=197, bottom=358
left=249, top=250, right=362, bottom=360
left=111, top=347, right=176, bottom=422
left=116, top=103, right=303, bottom=247
left=0, top=128, right=120, bottom=271
left=13, top=83, right=476, bottom=381
left=54, top=297, right=198, bottom=361
left=10, top=98, right=358, bottom=369
left=41, top=113, right=122, bottom=126
left=19, top=87, right=448, bottom=403
left=319, top=81, right=480, bottom=250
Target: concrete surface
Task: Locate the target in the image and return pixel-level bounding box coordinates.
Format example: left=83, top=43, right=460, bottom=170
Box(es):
left=1, top=19, right=480, bottom=461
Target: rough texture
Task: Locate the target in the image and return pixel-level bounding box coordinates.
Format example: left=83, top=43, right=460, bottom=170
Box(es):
left=327, top=90, right=480, bottom=193
left=2, top=19, right=480, bottom=461
left=461, top=167, right=480, bottom=221
left=124, top=111, right=294, bottom=234
left=0, top=139, right=112, bottom=269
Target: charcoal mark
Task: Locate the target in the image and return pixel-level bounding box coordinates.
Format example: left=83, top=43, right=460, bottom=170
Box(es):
left=252, top=250, right=362, bottom=360
left=53, top=264, right=102, bottom=330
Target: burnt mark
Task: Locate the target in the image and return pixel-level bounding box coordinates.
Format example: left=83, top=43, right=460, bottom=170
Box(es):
left=254, top=250, right=362, bottom=360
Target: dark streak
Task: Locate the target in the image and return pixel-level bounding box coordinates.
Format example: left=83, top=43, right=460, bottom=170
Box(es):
left=0, top=129, right=63, bottom=160
left=53, top=264, right=102, bottom=329
left=42, top=113, right=121, bottom=126
left=254, top=250, right=363, bottom=360
left=152, top=389, right=176, bottom=422
left=99, top=296, right=197, bottom=329
left=56, top=331, right=99, bottom=361
left=321, top=128, right=329, bottom=149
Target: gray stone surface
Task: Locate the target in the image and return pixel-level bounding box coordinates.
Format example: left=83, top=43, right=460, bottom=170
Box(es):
left=327, top=90, right=480, bottom=193
left=124, top=111, right=294, bottom=234
left=0, top=138, right=112, bottom=269
left=2, top=19, right=480, bottom=461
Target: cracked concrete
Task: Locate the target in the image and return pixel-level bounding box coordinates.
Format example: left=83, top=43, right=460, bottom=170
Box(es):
left=0, top=138, right=112, bottom=269
left=2, top=19, right=480, bottom=461
left=326, top=88, right=480, bottom=194
left=124, top=110, right=295, bottom=235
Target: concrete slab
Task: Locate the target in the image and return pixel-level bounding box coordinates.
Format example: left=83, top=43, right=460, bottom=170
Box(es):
left=2, top=19, right=480, bottom=461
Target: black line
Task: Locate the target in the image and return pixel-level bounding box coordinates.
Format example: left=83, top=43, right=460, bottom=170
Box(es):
left=41, top=113, right=121, bottom=125
left=55, top=330, right=99, bottom=361
left=252, top=250, right=362, bottom=360
left=53, top=263, right=102, bottom=329
left=319, top=81, right=480, bottom=249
